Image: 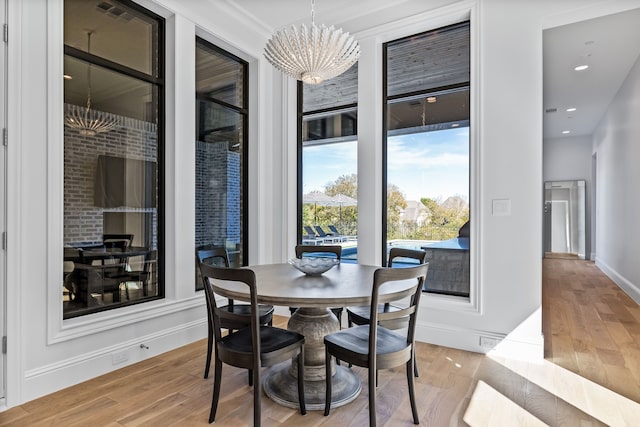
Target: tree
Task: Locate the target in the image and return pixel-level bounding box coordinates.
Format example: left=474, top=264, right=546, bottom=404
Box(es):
left=418, top=196, right=469, bottom=240
left=325, top=174, right=357, bottom=198
left=387, top=184, right=407, bottom=239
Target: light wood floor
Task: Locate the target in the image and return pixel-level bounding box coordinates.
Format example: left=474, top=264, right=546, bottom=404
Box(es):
left=2, top=259, right=639, bottom=426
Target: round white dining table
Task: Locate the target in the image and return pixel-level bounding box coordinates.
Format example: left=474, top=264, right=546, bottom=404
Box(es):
left=209, top=262, right=417, bottom=410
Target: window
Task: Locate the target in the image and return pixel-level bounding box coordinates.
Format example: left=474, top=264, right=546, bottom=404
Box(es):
left=195, top=37, right=248, bottom=289
left=383, top=22, right=470, bottom=297
left=62, top=0, right=164, bottom=318
left=299, top=64, right=358, bottom=260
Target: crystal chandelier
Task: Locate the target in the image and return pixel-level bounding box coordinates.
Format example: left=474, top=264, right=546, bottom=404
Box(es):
left=263, top=0, right=360, bottom=84
left=65, top=32, right=119, bottom=136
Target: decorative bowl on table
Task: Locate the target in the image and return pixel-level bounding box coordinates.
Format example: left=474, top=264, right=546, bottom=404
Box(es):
left=288, top=257, right=339, bottom=276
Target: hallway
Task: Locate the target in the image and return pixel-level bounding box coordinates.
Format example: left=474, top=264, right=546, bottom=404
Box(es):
left=543, top=258, right=640, bottom=403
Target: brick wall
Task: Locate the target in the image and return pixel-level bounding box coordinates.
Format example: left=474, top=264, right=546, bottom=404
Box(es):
left=195, top=141, right=241, bottom=249
left=64, top=104, right=158, bottom=247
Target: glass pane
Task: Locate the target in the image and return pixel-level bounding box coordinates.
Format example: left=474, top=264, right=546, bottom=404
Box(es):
left=302, top=140, right=358, bottom=261
left=303, top=63, right=358, bottom=112
left=386, top=22, right=469, bottom=97
left=195, top=111, right=245, bottom=270
left=64, top=0, right=159, bottom=76
left=65, top=55, right=156, bottom=123
left=388, top=88, right=469, bottom=133
left=63, top=0, right=162, bottom=320
left=195, top=40, right=247, bottom=290
left=196, top=40, right=245, bottom=109
left=301, top=62, right=358, bottom=261
left=302, top=108, right=357, bottom=142
left=385, top=24, right=470, bottom=298
left=197, top=101, right=242, bottom=148
left=63, top=85, right=160, bottom=319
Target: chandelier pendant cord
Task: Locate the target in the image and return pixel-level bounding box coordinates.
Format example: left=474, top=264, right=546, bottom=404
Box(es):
left=311, top=0, right=315, bottom=25
left=86, top=32, right=93, bottom=112
left=65, top=30, right=119, bottom=136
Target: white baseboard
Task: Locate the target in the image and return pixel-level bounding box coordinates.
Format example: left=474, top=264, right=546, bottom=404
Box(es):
left=415, top=321, right=544, bottom=360
left=276, top=308, right=544, bottom=359
left=596, top=258, right=640, bottom=304
left=22, top=319, right=207, bottom=404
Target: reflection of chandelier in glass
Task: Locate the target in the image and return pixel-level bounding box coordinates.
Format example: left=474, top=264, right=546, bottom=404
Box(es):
left=263, top=0, right=360, bottom=84
left=65, top=32, right=119, bottom=136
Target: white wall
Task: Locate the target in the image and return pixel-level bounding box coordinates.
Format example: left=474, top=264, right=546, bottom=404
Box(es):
left=5, top=0, right=279, bottom=407
left=544, top=135, right=593, bottom=257
left=593, top=53, right=640, bottom=303
left=5, top=0, right=640, bottom=409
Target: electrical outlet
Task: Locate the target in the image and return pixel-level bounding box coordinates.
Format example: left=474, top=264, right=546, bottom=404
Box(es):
left=479, top=336, right=500, bottom=349
left=111, top=350, right=129, bottom=365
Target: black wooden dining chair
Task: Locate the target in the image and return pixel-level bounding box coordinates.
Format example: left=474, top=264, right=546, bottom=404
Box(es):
left=324, top=263, right=428, bottom=426
left=289, top=245, right=344, bottom=325
left=346, top=247, right=427, bottom=377
left=197, top=247, right=274, bottom=380
left=199, top=263, right=306, bottom=425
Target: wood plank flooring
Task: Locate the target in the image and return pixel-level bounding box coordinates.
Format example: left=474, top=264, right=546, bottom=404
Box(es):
left=1, top=259, right=639, bottom=426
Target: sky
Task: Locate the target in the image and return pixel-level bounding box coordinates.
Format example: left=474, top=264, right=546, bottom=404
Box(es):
left=303, top=127, right=469, bottom=202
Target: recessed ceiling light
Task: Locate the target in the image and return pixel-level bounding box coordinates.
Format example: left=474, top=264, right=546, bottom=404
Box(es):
left=562, top=130, right=571, bottom=134
left=63, top=74, right=72, bottom=80
left=426, top=96, right=437, bottom=103
left=574, top=65, right=589, bottom=71
left=451, top=123, right=459, bottom=128
left=566, top=107, right=576, bottom=112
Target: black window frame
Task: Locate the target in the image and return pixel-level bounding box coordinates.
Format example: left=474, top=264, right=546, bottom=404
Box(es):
left=297, top=85, right=359, bottom=244
left=194, top=36, right=249, bottom=290
left=63, top=0, right=165, bottom=318
left=382, top=21, right=471, bottom=296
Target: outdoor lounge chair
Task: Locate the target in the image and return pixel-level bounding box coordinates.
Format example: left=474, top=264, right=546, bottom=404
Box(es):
left=302, top=225, right=322, bottom=245
left=314, top=225, right=337, bottom=243
left=327, top=225, right=347, bottom=242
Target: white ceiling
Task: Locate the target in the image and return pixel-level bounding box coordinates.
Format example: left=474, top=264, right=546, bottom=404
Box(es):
left=226, top=0, right=413, bottom=31
left=543, top=8, right=640, bottom=139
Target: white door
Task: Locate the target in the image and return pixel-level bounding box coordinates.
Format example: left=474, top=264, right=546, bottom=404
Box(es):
left=0, top=0, right=6, bottom=401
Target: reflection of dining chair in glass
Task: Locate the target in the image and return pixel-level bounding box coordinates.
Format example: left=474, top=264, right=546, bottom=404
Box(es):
left=199, top=264, right=306, bottom=425
left=122, top=250, right=156, bottom=297
left=346, top=247, right=427, bottom=377
left=324, top=263, right=428, bottom=426
left=101, top=234, right=134, bottom=301
left=196, top=247, right=274, bottom=380
left=289, top=245, right=344, bottom=324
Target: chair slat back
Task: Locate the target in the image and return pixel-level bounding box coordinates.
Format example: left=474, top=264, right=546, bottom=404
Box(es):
left=198, top=264, right=261, bottom=366
left=295, top=245, right=342, bottom=260
left=368, top=264, right=429, bottom=363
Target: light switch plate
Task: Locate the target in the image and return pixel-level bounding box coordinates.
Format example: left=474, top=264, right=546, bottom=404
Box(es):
left=492, top=199, right=511, bottom=216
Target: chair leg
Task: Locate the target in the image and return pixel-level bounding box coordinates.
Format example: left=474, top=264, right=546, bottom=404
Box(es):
left=407, top=359, right=419, bottom=424
left=297, top=347, right=306, bottom=415
left=209, top=358, right=223, bottom=423
left=253, top=368, right=261, bottom=427
left=204, top=322, right=213, bottom=379
left=369, top=361, right=377, bottom=427
left=324, top=348, right=332, bottom=416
